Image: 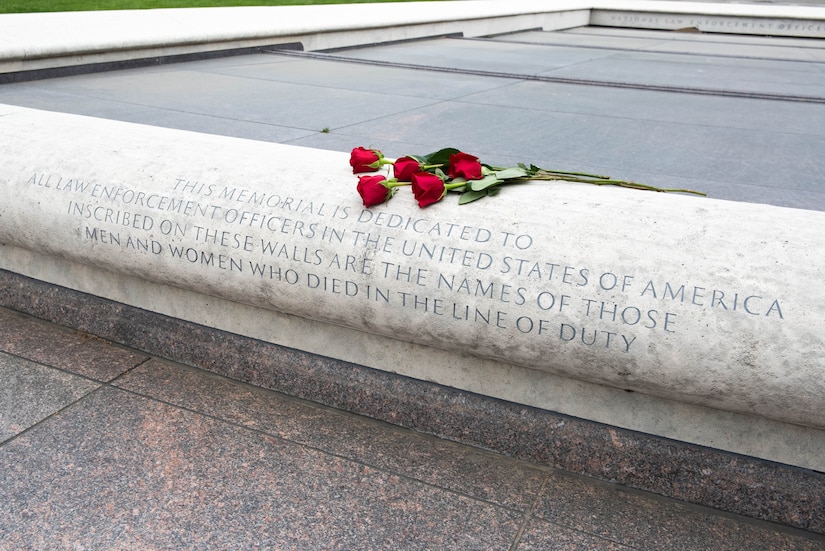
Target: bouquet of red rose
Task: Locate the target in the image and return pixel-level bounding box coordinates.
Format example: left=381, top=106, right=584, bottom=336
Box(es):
left=349, top=146, right=705, bottom=209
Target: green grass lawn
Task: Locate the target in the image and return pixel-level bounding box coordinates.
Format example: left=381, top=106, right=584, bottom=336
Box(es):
left=1, top=0, right=424, bottom=14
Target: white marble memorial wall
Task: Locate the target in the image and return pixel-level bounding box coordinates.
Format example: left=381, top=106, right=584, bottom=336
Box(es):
left=1, top=104, right=823, bottom=439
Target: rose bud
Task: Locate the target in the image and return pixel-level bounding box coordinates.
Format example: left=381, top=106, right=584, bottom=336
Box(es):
left=350, top=147, right=383, bottom=174
left=393, top=156, right=421, bottom=181
left=356, top=175, right=391, bottom=207
left=411, top=172, right=446, bottom=208
left=448, top=151, right=482, bottom=180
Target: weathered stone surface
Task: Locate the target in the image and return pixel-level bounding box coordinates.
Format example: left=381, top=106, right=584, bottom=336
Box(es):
left=0, top=104, right=822, bottom=429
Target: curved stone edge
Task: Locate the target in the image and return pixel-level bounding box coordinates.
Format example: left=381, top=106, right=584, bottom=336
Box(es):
left=1, top=267, right=823, bottom=536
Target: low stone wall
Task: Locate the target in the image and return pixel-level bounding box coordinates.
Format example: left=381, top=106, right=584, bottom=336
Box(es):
left=0, top=1, right=590, bottom=76
left=1, top=103, right=824, bottom=460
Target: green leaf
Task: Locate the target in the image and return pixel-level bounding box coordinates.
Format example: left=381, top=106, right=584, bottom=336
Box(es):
left=423, top=147, right=461, bottom=166
left=469, top=174, right=502, bottom=191
left=458, top=189, right=489, bottom=205
left=494, top=167, right=528, bottom=180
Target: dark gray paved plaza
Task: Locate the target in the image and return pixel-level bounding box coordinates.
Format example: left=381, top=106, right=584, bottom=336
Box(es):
left=1, top=26, right=823, bottom=210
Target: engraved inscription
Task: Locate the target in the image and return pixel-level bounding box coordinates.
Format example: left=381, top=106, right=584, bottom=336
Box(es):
left=28, top=171, right=786, bottom=357
left=592, top=11, right=825, bottom=37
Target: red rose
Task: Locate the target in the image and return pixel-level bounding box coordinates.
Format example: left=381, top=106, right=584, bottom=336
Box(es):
left=448, top=152, right=482, bottom=180
left=411, top=172, right=445, bottom=208
left=350, top=147, right=382, bottom=174
left=393, top=156, right=421, bottom=181
left=356, top=175, right=390, bottom=207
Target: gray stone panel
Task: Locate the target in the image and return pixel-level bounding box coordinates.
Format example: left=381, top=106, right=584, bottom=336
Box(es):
left=210, top=56, right=519, bottom=99
left=0, top=352, right=99, bottom=443
left=337, top=37, right=620, bottom=75
left=0, top=30, right=822, bottom=211
left=540, top=52, right=825, bottom=98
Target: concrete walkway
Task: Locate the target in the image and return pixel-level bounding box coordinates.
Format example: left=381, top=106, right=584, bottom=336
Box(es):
left=1, top=306, right=823, bottom=549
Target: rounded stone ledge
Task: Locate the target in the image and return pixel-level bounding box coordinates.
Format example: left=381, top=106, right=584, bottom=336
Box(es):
left=0, top=104, right=823, bottom=431
left=0, top=0, right=584, bottom=62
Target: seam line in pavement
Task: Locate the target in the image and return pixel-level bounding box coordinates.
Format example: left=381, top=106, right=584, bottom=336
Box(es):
left=508, top=474, right=549, bottom=551
left=264, top=48, right=825, bottom=104
left=108, top=380, right=534, bottom=515
left=0, top=383, right=106, bottom=448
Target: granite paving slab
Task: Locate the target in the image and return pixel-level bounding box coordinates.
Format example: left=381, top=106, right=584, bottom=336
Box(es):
left=0, top=352, right=99, bottom=444
left=0, top=307, right=147, bottom=381
left=0, top=305, right=823, bottom=548
left=0, top=386, right=525, bottom=550
left=517, top=518, right=634, bottom=550
left=532, top=470, right=825, bottom=550
left=113, top=357, right=548, bottom=512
